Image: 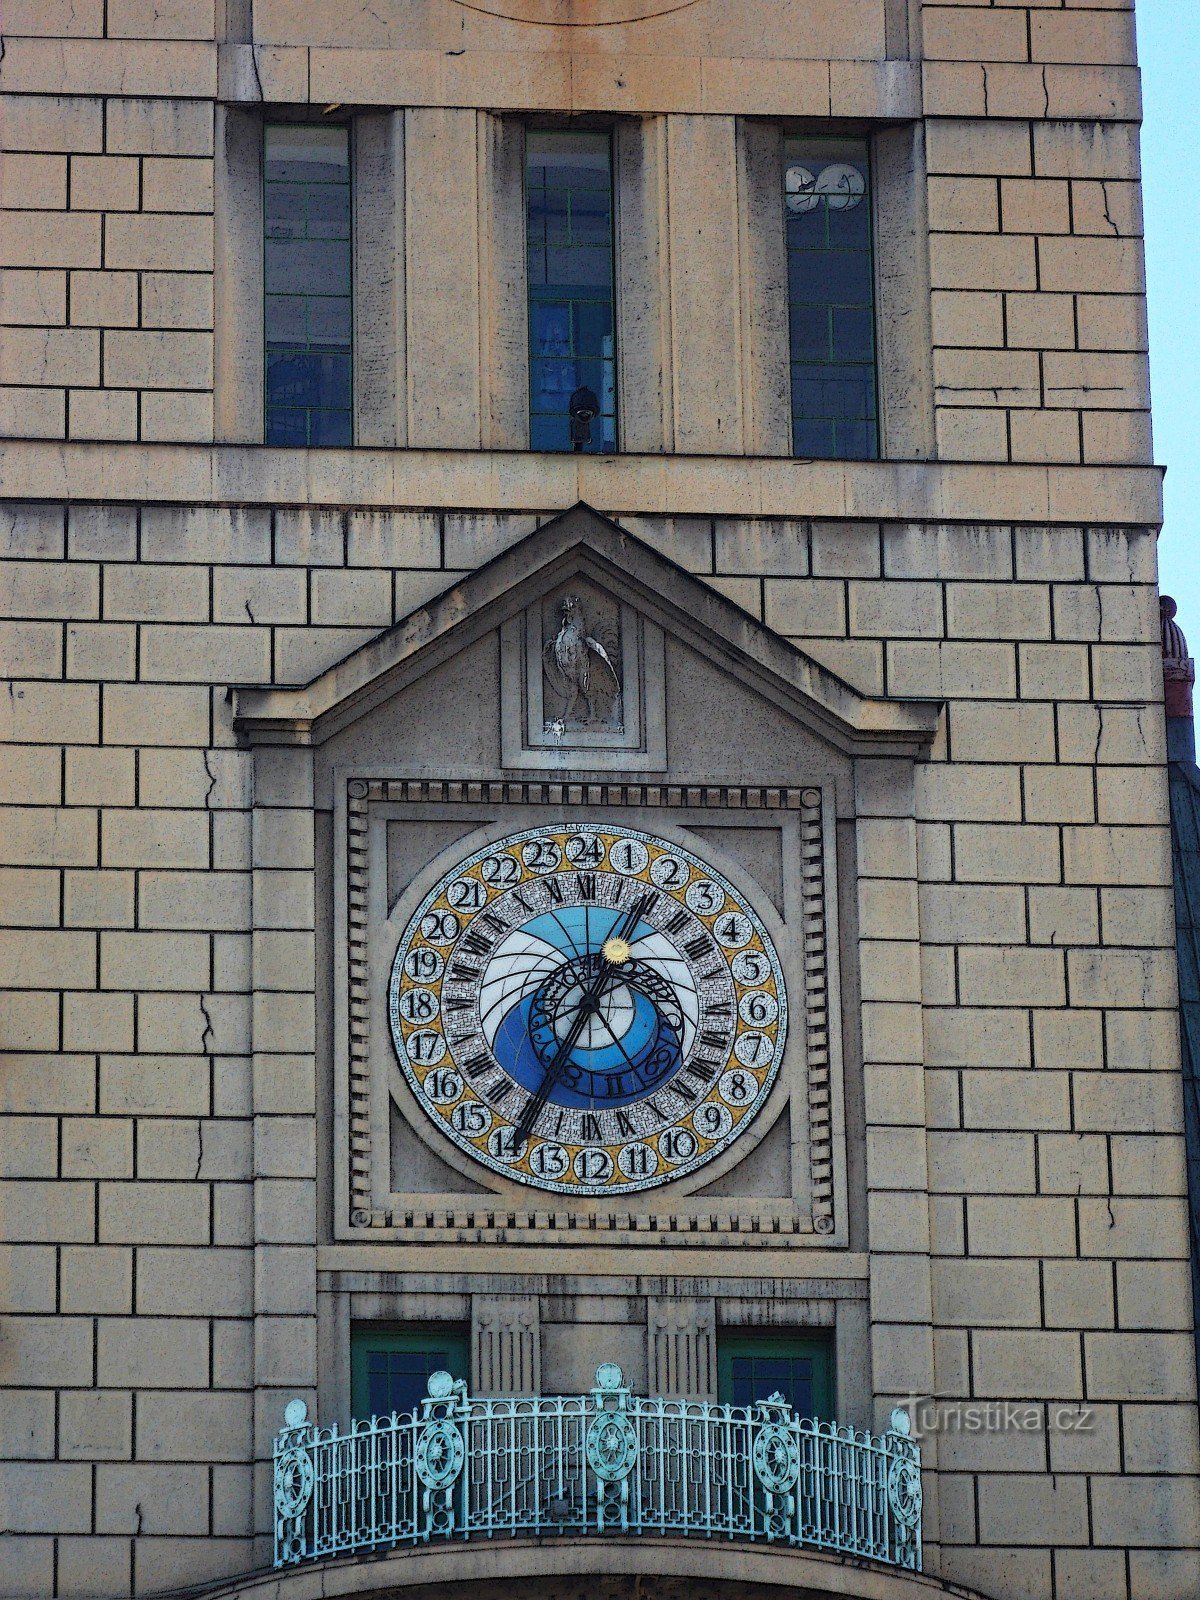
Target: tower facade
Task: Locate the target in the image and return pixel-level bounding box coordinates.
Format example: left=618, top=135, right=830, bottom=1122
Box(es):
left=0, top=3, right=1196, bottom=1599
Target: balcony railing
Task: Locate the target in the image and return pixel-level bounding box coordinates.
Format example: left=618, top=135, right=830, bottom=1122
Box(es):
left=273, top=1364, right=922, bottom=1573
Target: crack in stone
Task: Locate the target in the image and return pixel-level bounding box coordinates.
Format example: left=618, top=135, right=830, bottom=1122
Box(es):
left=199, top=994, right=215, bottom=1054
left=202, top=750, right=218, bottom=808
left=1100, top=180, right=1121, bottom=237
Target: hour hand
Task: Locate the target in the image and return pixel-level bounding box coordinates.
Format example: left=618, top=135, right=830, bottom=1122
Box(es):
left=512, top=934, right=634, bottom=1148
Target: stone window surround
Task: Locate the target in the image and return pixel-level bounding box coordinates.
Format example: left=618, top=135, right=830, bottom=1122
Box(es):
left=215, top=106, right=934, bottom=460
left=316, top=1275, right=873, bottom=1430
left=336, top=784, right=844, bottom=1243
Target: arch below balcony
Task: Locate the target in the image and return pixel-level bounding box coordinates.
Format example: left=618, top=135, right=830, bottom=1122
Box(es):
left=192, top=1537, right=995, bottom=1600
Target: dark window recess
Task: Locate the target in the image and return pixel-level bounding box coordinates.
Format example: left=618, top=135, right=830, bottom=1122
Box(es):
left=717, top=1331, right=835, bottom=1421
left=784, top=137, right=877, bottom=461
left=264, top=124, right=353, bottom=447
left=526, top=130, right=617, bottom=452
left=350, top=1325, right=470, bottom=1421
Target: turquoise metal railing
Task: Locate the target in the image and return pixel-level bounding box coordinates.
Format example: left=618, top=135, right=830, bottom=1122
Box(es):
left=273, top=1364, right=922, bottom=1572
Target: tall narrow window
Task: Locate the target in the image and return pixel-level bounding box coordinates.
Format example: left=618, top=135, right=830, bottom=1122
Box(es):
left=526, top=131, right=617, bottom=452
left=264, top=124, right=353, bottom=446
left=350, top=1325, right=470, bottom=1421
left=783, top=137, right=877, bottom=460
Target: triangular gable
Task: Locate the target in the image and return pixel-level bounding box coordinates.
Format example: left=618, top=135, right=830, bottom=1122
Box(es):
left=231, top=503, right=941, bottom=756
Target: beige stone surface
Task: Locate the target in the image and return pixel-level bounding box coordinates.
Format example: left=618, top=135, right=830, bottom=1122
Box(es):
left=0, top=9, right=1192, bottom=1600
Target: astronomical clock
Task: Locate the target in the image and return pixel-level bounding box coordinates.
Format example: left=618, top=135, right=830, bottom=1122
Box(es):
left=388, top=823, right=787, bottom=1195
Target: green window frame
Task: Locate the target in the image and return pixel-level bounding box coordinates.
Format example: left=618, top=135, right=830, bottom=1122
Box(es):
left=350, top=1324, right=470, bottom=1422
left=264, top=122, right=354, bottom=447
left=783, top=135, right=878, bottom=462
left=717, top=1331, right=835, bottom=1421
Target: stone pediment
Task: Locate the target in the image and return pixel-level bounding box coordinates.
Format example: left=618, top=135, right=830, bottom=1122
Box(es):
left=230, top=502, right=940, bottom=758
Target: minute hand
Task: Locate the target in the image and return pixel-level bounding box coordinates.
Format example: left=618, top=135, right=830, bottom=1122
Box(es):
left=513, top=891, right=655, bottom=1148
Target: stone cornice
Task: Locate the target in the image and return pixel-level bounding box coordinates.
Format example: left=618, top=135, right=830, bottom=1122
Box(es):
left=0, top=442, right=1165, bottom=528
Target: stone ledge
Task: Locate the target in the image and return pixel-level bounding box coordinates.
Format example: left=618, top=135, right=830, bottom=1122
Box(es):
left=166, top=1537, right=992, bottom=1600
left=0, top=443, right=1165, bottom=528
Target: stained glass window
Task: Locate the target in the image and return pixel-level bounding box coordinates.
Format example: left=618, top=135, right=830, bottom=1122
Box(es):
left=264, top=124, right=353, bottom=447
left=526, top=130, right=617, bottom=452
left=784, top=137, right=877, bottom=460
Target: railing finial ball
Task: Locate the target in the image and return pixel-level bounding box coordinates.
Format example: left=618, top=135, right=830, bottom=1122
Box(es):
left=594, top=1362, right=624, bottom=1392
left=427, top=1370, right=456, bottom=1399
left=283, top=1398, right=308, bottom=1429
left=889, top=1406, right=912, bottom=1436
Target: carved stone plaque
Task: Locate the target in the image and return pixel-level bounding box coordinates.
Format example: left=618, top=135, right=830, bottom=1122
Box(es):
left=500, top=576, right=666, bottom=768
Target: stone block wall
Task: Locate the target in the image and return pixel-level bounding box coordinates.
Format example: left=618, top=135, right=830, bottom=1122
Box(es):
left=1, top=498, right=1197, bottom=1596
left=0, top=1, right=1151, bottom=463
left=0, top=89, right=215, bottom=443
left=0, top=1, right=1196, bottom=1598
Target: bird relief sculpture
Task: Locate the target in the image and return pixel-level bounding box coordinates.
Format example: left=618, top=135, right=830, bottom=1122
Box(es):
left=542, top=594, right=623, bottom=733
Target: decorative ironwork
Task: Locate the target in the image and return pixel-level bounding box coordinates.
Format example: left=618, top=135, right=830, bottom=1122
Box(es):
left=273, top=1366, right=922, bottom=1573
left=885, top=1407, right=922, bottom=1532
left=752, top=1397, right=802, bottom=1496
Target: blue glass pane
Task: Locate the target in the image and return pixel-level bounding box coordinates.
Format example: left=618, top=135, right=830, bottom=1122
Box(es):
left=265, top=295, right=306, bottom=343
left=832, top=305, right=874, bottom=362
left=367, top=1347, right=458, bottom=1418
left=575, top=298, right=613, bottom=349
left=532, top=302, right=572, bottom=355
left=309, top=409, right=353, bottom=446
left=541, top=192, right=570, bottom=245
left=729, top=1354, right=818, bottom=1416
left=836, top=419, right=877, bottom=457
left=789, top=250, right=873, bottom=306
left=308, top=183, right=351, bottom=238
left=266, top=350, right=351, bottom=410
left=265, top=184, right=306, bottom=238
left=266, top=407, right=308, bottom=445
left=792, top=416, right=835, bottom=457
left=786, top=210, right=827, bottom=247
left=789, top=304, right=829, bottom=362
left=784, top=140, right=876, bottom=461
left=544, top=245, right=611, bottom=289
left=570, top=190, right=611, bottom=245
left=827, top=198, right=871, bottom=246
left=531, top=359, right=577, bottom=404
left=531, top=413, right=570, bottom=451
left=571, top=357, right=609, bottom=397
left=265, top=124, right=349, bottom=184
left=265, top=237, right=351, bottom=297
left=792, top=367, right=874, bottom=422
left=308, top=297, right=352, bottom=345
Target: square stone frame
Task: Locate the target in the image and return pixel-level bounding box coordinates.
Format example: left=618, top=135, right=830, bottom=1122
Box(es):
left=331, top=772, right=850, bottom=1249
left=499, top=602, right=667, bottom=766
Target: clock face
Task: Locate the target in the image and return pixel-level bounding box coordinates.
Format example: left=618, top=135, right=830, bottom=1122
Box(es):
left=388, top=824, right=787, bottom=1195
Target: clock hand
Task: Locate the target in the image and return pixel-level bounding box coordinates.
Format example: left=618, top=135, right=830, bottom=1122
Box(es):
left=513, top=890, right=657, bottom=1148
